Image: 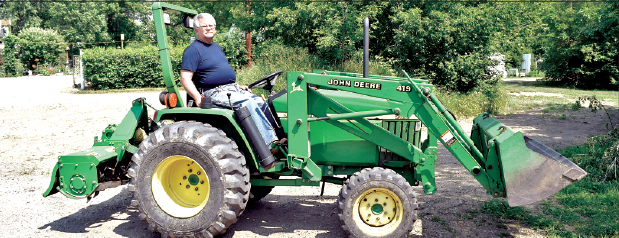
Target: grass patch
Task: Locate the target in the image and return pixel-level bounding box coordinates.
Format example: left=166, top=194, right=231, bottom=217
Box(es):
left=434, top=87, right=508, bottom=119
left=482, top=130, right=619, bottom=237
left=503, top=82, right=618, bottom=113
left=431, top=216, right=455, bottom=232
left=542, top=178, right=619, bottom=237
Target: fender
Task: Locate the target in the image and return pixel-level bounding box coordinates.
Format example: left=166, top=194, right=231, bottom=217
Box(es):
left=155, top=107, right=261, bottom=171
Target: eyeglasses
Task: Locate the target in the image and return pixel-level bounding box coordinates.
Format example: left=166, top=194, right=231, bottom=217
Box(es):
left=199, top=24, right=216, bottom=29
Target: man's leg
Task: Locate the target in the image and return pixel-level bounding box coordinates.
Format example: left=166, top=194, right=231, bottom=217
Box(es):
left=210, top=90, right=278, bottom=146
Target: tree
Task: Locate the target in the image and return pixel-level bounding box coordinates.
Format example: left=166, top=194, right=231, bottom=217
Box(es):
left=0, top=1, right=50, bottom=35
left=44, top=2, right=110, bottom=46
left=542, top=2, right=619, bottom=89
left=390, top=4, right=499, bottom=93
left=17, top=27, right=66, bottom=70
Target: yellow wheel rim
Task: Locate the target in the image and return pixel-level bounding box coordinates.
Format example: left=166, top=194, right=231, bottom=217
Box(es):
left=353, top=188, right=404, bottom=236
left=151, top=155, right=210, bottom=218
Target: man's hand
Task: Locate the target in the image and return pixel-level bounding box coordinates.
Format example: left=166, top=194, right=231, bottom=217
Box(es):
left=239, top=85, right=252, bottom=93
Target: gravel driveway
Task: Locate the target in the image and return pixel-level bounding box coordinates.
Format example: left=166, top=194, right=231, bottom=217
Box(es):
left=0, top=75, right=611, bottom=237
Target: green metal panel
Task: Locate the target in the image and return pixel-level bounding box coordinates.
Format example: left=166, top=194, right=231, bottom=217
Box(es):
left=53, top=146, right=118, bottom=198
left=286, top=72, right=310, bottom=160
left=308, top=121, right=378, bottom=166
left=251, top=178, right=320, bottom=186
left=155, top=107, right=261, bottom=170
left=272, top=89, right=393, bottom=114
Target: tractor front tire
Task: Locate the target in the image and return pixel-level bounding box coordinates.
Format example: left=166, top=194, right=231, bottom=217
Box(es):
left=128, top=121, right=250, bottom=238
left=338, top=167, right=418, bottom=238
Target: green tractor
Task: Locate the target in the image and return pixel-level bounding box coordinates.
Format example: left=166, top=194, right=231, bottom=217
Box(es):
left=43, top=3, right=587, bottom=238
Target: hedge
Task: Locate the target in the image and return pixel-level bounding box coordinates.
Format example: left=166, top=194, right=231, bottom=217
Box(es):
left=83, top=44, right=186, bottom=90
left=83, top=31, right=249, bottom=90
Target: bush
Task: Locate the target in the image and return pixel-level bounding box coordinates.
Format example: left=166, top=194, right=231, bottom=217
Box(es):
left=434, top=84, right=508, bottom=119
left=390, top=6, right=500, bottom=93
left=83, top=45, right=183, bottom=90
left=17, top=27, right=66, bottom=71
left=34, top=65, right=63, bottom=76
left=236, top=41, right=318, bottom=92
left=1, top=34, right=21, bottom=77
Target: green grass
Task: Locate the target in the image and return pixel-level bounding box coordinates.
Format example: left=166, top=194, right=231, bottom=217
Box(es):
left=545, top=179, right=619, bottom=237
left=480, top=132, right=619, bottom=238
left=503, top=81, right=618, bottom=113
left=434, top=86, right=510, bottom=119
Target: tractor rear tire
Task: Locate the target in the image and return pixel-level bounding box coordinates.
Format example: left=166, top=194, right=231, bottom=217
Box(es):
left=338, top=167, right=418, bottom=238
left=127, top=121, right=250, bottom=238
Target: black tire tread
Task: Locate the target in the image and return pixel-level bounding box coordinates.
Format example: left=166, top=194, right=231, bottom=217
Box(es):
left=337, top=167, right=418, bottom=238
left=128, top=121, right=249, bottom=238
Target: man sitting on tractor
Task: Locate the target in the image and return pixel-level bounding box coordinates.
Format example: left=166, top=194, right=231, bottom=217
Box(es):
left=179, top=13, right=278, bottom=148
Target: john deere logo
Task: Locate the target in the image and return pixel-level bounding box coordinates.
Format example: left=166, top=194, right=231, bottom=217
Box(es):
left=327, top=78, right=352, bottom=87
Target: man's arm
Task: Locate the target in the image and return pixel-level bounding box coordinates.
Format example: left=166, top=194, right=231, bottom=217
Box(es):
left=180, top=69, right=202, bottom=107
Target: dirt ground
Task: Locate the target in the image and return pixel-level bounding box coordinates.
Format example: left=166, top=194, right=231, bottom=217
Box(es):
left=0, top=75, right=616, bottom=238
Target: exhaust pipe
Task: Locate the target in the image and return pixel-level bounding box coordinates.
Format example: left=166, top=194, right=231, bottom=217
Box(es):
left=234, top=106, right=275, bottom=169
left=363, top=17, right=369, bottom=78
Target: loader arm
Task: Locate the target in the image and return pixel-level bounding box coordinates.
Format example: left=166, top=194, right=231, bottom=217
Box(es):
left=287, top=72, right=496, bottom=195
left=286, top=71, right=586, bottom=205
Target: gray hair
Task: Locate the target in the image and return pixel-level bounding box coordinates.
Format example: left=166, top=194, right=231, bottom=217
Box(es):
left=193, top=13, right=216, bottom=29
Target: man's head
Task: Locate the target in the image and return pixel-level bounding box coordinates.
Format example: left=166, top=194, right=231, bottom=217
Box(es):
left=193, top=13, right=216, bottom=44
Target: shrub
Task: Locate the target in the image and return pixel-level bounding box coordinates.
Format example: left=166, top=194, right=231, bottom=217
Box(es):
left=17, top=27, right=66, bottom=71
left=1, top=34, right=21, bottom=77
left=236, top=41, right=318, bottom=92
left=83, top=45, right=183, bottom=90
left=434, top=84, right=508, bottom=119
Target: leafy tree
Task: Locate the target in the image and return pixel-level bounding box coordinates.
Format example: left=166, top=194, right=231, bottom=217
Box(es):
left=542, top=2, right=619, bottom=89
left=487, top=2, right=552, bottom=69
left=0, top=1, right=50, bottom=34
left=101, top=2, right=153, bottom=46
left=264, top=2, right=382, bottom=62
left=44, top=2, right=110, bottom=46
left=390, top=4, right=499, bottom=93
left=214, top=28, right=249, bottom=69
left=17, top=27, right=66, bottom=70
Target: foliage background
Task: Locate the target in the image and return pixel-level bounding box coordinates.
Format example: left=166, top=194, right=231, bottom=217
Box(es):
left=1, top=1, right=618, bottom=91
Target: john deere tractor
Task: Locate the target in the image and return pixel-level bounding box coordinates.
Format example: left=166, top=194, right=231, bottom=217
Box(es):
left=43, top=3, right=587, bottom=238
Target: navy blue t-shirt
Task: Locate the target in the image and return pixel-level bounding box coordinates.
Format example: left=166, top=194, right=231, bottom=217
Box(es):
left=181, top=41, right=236, bottom=88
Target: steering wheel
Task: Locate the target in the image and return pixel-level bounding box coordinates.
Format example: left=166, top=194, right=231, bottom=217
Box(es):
left=248, top=70, right=284, bottom=93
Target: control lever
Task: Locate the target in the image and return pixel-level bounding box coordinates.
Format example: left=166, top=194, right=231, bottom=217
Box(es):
left=227, top=93, right=233, bottom=109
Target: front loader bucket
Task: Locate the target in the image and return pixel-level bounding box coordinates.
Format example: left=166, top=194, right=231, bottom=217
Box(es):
left=473, top=115, right=587, bottom=206
left=498, top=134, right=587, bottom=206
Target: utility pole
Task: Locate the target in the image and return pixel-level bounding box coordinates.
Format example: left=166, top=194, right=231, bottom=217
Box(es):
left=245, top=0, right=252, bottom=66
